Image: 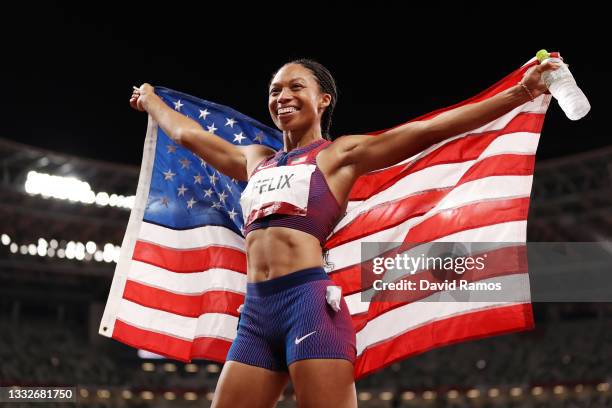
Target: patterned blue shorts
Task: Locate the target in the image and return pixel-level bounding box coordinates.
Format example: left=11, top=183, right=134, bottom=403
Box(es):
left=226, top=266, right=356, bottom=371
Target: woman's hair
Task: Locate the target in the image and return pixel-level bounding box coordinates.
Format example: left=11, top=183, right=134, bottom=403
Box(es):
left=271, top=59, right=338, bottom=140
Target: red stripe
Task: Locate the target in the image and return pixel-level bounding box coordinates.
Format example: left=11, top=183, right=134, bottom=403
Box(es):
left=133, top=241, right=247, bottom=273
left=326, top=153, right=534, bottom=249
left=113, top=319, right=232, bottom=363
left=113, top=319, right=193, bottom=362
left=352, top=245, right=528, bottom=331
left=123, top=280, right=245, bottom=318
left=349, top=113, right=543, bottom=200
left=354, top=303, right=534, bottom=379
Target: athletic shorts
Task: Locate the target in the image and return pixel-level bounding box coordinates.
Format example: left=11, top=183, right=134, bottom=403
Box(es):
left=226, top=266, right=356, bottom=371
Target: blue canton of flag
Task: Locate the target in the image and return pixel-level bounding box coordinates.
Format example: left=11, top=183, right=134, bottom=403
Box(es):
left=144, top=87, right=283, bottom=236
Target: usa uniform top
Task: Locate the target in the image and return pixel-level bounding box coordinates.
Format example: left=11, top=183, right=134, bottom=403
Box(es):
left=240, top=139, right=345, bottom=246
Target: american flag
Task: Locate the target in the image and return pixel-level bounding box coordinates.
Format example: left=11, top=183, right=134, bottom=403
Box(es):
left=100, top=56, right=552, bottom=379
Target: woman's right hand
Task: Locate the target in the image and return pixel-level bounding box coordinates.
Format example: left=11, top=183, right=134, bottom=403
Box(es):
left=130, top=83, right=155, bottom=112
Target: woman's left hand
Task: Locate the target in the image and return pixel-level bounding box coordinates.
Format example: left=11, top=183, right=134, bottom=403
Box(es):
left=520, top=60, right=563, bottom=99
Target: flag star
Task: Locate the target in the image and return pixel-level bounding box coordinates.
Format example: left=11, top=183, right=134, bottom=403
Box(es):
left=179, top=158, right=191, bottom=169
left=187, top=197, right=197, bottom=209
left=233, top=132, right=246, bottom=144
left=225, top=118, right=236, bottom=128
left=231, top=177, right=238, bottom=184
left=200, top=158, right=207, bottom=167
left=228, top=207, right=238, bottom=221
left=199, top=109, right=210, bottom=120
left=254, top=132, right=264, bottom=143
left=209, top=173, right=218, bottom=186
left=207, top=123, right=217, bottom=134
left=167, top=145, right=177, bottom=153
left=193, top=174, right=203, bottom=184
left=163, top=169, right=176, bottom=181
left=203, top=187, right=213, bottom=198
left=160, top=196, right=170, bottom=207
left=174, top=100, right=184, bottom=111
left=226, top=183, right=233, bottom=193
left=177, top=184, right=188, bottom=196
left=217, top=190, right=228, bottom=204
left=212, top=201, right=222, bottom=210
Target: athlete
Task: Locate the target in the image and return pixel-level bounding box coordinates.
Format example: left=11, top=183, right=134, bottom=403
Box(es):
left=130, top=58, right=558, bottom=408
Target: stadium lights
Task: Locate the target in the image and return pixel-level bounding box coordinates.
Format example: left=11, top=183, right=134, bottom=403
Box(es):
left=163, top=363, right=177, bottom=372
left=554, top=385, right=566, bottom=395
left=184, top=392, right=198, bottom=401
left=531, top=386, right=544, bottom=396
left=357, top=392, right=372, bottom=401
left=121, top=390, right=133, bottom=399
left=422, top=391, right=436, bottom=400
left=401, top=391, right=415, bottom=401
left=164, top=392, right=176, bottom=400
left=79, top=389, right=89, bottom=398
left=447, top=390, right=459, bottom=399
left=206, top=392, right=215, bottom=401
left=510, top=387, right=523, bottom=397
left=185, top=363, right=199, bottom=373
left=206, top=364, right=220, bottom=373
left=97, top=390, right=111, bottom=399
left=467, top=389, right=480, bottom=399
left=25, top=170, right=135, bottom=209
left=574, top=384, right=584, bottom=393
left=488, top=388, right=500, bottom=398
left=142, top=362, right=155, bottom=372
left=379, top=392, right=393, bottom=401
left=597, top=382, right=610, bottom=392
left=141, top=391, right=154, bottom=400
left=3, top=233, right=122, bottom=264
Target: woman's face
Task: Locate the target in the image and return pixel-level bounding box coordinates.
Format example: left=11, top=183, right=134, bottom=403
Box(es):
left=268, top=63, right=330, bottom=133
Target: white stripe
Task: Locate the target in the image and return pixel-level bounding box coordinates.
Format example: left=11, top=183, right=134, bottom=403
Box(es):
left=355, top=275, right=530, bottom=356
left=343, top=222, right=527, bottom=315
left=116, top=299, right=238, bottom=341
left=338, top=134, right=538, bottom=230
left=434, top=175, right=533, bottom=213
left=139, top=222, right=245, bottom=251
left=128, top=261, right=247, bottom=295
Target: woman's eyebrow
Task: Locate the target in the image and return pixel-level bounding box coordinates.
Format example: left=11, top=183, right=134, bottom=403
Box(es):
left=270, top=77, right=307, bottom=88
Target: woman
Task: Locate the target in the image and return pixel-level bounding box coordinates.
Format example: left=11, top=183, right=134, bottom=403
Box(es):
left=130, top=58, right=558, bottom=408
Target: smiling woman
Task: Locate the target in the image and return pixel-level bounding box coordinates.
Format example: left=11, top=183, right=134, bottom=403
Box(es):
left=129, top=57, right=557, bottom=407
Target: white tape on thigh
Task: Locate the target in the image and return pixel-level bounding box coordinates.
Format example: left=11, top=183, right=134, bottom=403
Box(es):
left=326, top=285, right=342, bottom=312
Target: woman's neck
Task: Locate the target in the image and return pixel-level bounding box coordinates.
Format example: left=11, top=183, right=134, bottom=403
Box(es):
left=282, top=128, right=324, bottom=152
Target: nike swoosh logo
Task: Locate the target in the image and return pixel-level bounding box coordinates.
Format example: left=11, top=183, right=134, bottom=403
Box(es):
left=295, top=331, right=317, bottom=345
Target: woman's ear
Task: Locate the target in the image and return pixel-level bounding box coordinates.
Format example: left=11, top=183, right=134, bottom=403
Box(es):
left=319, top=93, right=331, bottom=110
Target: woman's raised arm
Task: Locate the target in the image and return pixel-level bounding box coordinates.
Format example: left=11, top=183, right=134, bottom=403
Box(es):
left=131, top=84, right=274, bottom=181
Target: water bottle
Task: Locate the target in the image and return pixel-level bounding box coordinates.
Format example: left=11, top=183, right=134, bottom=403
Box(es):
left=536, top=49, right=590, bottom=120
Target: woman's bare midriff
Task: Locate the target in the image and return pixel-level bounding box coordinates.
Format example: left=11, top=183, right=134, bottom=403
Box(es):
left=245, top=227, right=325, bottom=282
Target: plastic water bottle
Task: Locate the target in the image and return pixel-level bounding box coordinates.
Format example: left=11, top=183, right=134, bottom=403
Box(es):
left=536, top=49, right=590, bottom=120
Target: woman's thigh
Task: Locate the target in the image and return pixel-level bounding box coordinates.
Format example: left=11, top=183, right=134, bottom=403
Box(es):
left=289, top=359, right=357, bottom=408
left=212, top=361, right=289, bottom=408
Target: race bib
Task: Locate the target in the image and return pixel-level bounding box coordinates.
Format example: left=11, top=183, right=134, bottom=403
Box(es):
left=240, top=164, right=316, bottom=226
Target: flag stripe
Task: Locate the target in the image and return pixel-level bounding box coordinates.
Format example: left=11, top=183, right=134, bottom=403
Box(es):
left=353, top=303, right=534, bottom=379
left=127, top=261, right=246, bottom=295
left=133, top=241, right=247, bottom=274
left=139, top=222, right=245, bottom=251
left=123, top=280, right=244, bottom=318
